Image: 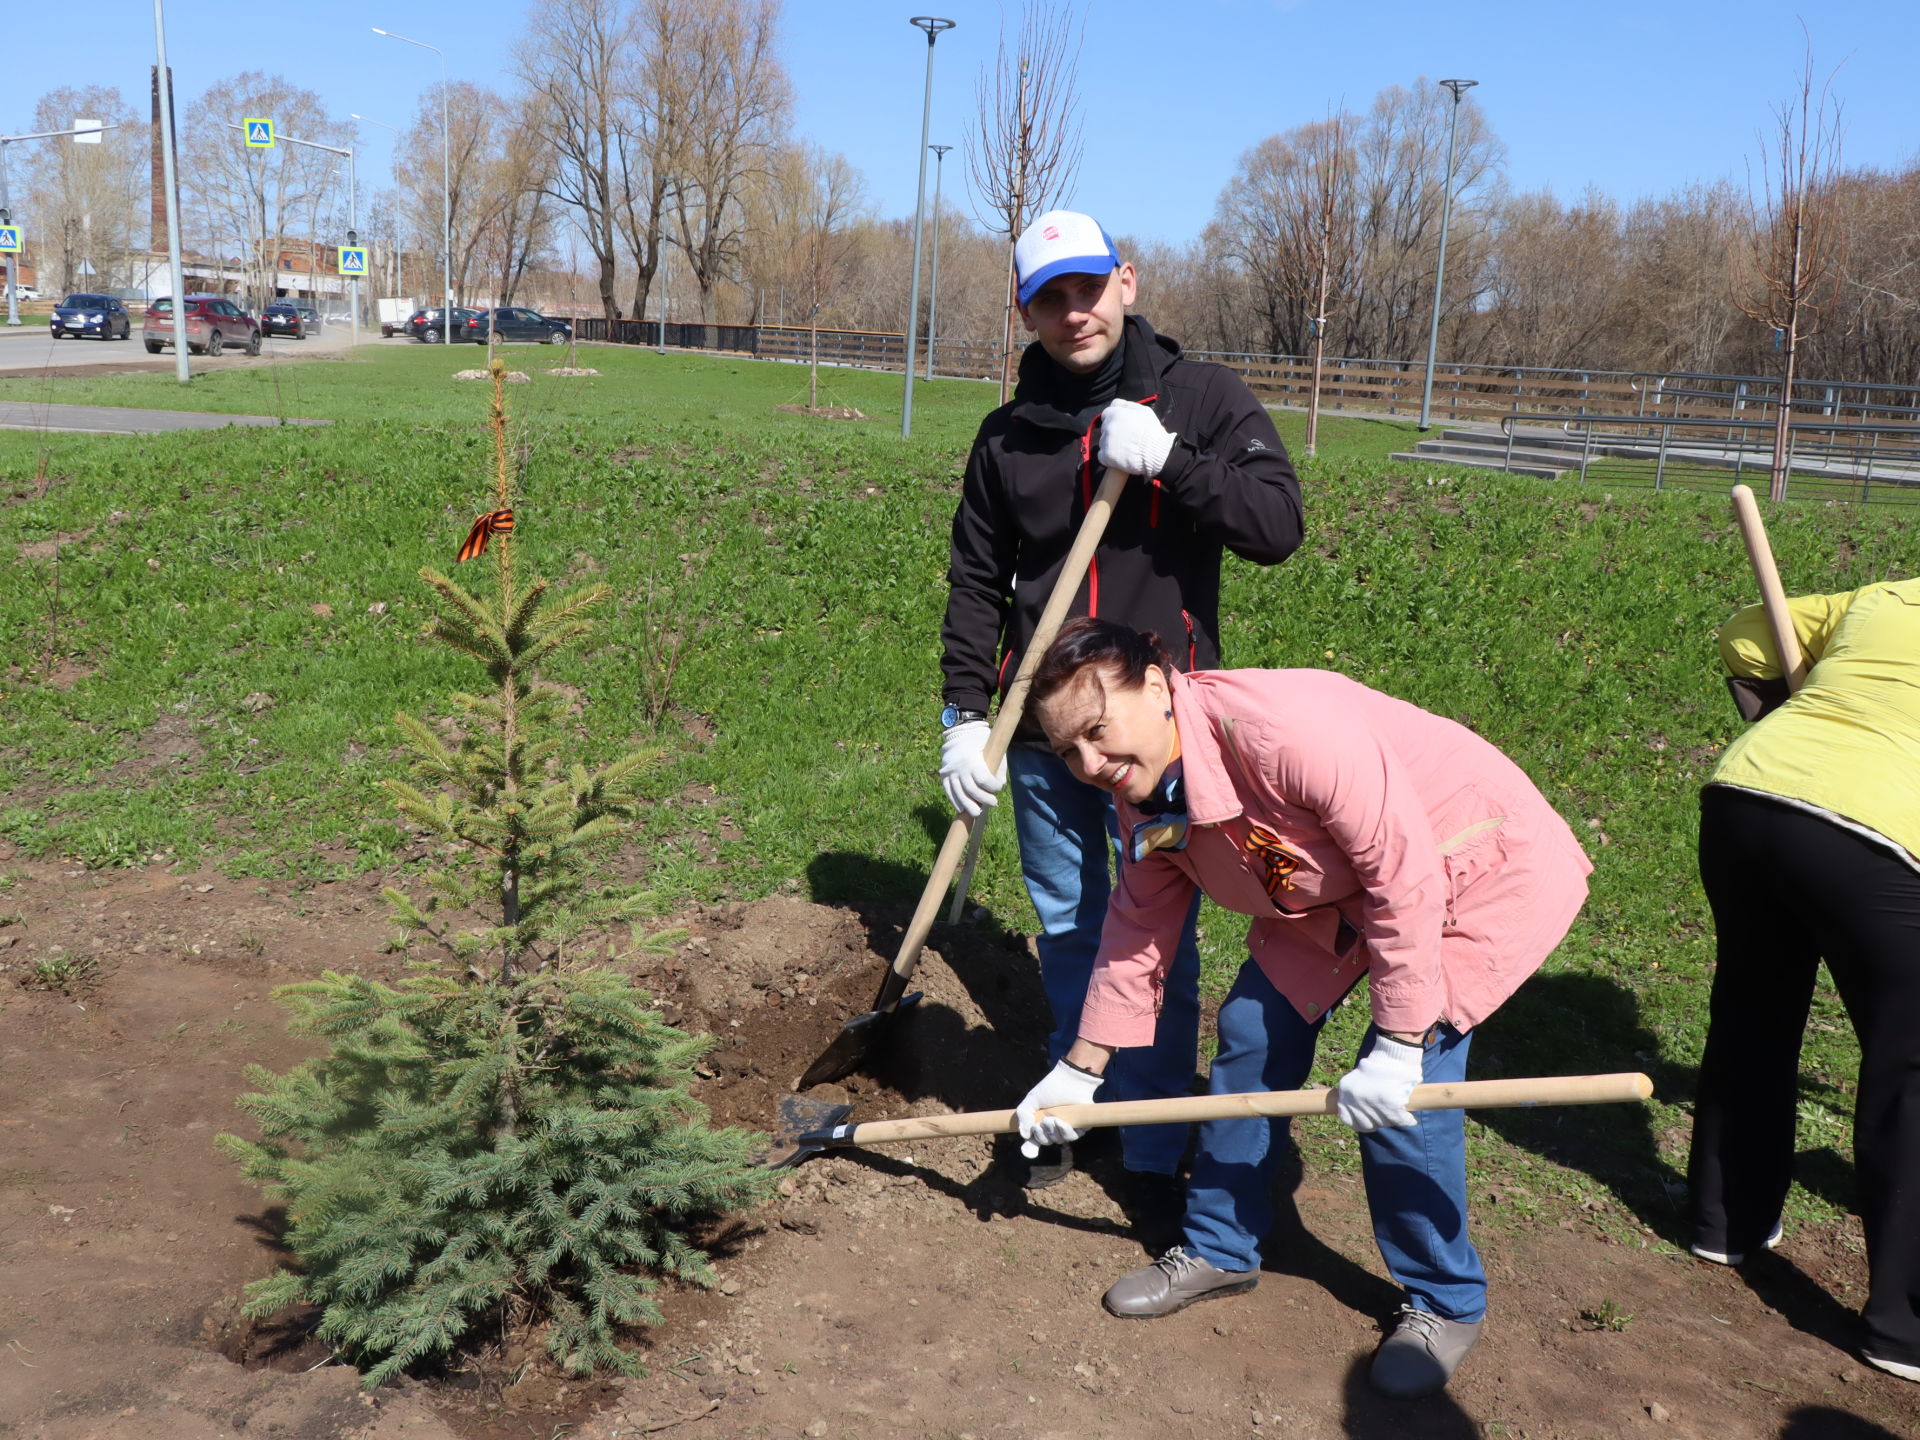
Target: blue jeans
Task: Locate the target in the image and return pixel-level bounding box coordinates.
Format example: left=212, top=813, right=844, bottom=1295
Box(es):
left=1007, top=745, right=1202, bottom=1175
left=1183, top=960, right=1488, bottom=1322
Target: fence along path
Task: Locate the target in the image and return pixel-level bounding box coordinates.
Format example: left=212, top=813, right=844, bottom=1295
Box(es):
left=573, top=317, right=1920, bottom=432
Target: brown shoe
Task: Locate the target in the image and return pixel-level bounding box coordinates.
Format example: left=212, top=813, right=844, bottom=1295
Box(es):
left=1101, top=1246, right=1258, bottom=1319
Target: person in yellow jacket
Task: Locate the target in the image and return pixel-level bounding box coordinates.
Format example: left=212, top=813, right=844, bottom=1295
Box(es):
left=1689, top=576, right=1920, bottom=1383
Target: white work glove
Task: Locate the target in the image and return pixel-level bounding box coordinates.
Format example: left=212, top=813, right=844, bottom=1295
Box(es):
left=938, top=719, right=1006, bottom=817
left=1096, top=398, right=1178, bottom=478
left=1015, top=1059, right=1104, bottom=1156
left=1334, top=1034, right=1425, bottom=1133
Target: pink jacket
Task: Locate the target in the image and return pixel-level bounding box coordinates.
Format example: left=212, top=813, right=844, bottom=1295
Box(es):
left=1078, top=668, right=1592, bottom=1045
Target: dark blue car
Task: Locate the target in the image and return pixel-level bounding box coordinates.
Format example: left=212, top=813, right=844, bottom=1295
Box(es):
left=50, top=293, right=132, bottom=341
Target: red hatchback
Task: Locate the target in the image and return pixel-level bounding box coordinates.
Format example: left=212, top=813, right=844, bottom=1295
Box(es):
left=143, top=294, right=262, bottom=357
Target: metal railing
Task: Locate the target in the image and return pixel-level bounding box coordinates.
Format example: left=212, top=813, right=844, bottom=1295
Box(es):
left=569, top=314, right=1920, bottom=439
left=1497, top=411, right=1920, bottom=504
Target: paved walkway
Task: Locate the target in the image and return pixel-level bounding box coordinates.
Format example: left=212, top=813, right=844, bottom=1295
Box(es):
left=0, top=400, right=329, bottom=435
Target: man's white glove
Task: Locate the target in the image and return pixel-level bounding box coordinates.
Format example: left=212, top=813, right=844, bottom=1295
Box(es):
left=1015, top=1059, right=1104, bottom=1156
left=1334, top=1034, right=1424, bottom=1133
left=938, top=719, right=1006, bottom=817
left=1097, top=398, right=1178, bottom=478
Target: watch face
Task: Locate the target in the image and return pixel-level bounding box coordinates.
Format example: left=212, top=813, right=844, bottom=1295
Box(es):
left=941, top=704, right=960, bottom=728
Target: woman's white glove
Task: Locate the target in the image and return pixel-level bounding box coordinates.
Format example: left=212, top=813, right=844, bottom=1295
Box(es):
left=938, top=719, right=1006, bottom=817
left=1097, top=398, right=1178, bottom=478
left=1015, top=1059, right=1104, bottom=1156
left=1334, top=1034, right=1425, bottom=1132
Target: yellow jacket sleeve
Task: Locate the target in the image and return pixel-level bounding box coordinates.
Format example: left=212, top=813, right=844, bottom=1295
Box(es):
left=1718, top=589, right=1857, bottom=678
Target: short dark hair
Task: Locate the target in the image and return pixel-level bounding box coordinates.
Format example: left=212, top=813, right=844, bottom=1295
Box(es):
left=1029, top=617, right=1173, bottom=711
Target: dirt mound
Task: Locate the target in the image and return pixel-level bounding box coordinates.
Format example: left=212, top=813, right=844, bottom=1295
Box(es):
left=635, top=895, right=1053, bottom=1139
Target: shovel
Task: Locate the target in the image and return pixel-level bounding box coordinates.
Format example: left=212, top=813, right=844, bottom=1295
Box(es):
left=795, top=464, right=1133, bottom=1090
left=766, top=1071, right=1654, bottom=1168
left=1730, top=484, right=1808, bottom=693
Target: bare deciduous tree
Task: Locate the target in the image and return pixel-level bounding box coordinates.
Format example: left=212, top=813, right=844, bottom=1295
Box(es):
left=668, top=0, right=790, bottom=325
left=20, top=86, right=148, bottom=295
left=967, top=0, right=1084, bottom=401
left=514, top=0, right=634, bottom=321
left=180, top=74, right=346, bottom=306
left=1734, top=46, right=1845, bottom=500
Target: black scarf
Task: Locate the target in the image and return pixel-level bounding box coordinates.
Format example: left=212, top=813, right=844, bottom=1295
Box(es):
left=1010, top=317, right=1141, bottom=432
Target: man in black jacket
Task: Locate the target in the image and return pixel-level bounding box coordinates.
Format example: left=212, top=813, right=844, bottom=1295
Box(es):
left=937, top=209, right=1304, bottom=1186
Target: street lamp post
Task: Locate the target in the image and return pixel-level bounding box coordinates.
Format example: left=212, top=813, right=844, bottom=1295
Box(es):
left=1, top=123, right=125, bottom=326
left=1418, top=77, right=1477, bottom=432
left=925, top=143, right=951, bottom=382
left=900, top=15, right=954, bottom=440
left=151, top=0, right=189, bottom=380
left=372, top=28, right=452, bottom=345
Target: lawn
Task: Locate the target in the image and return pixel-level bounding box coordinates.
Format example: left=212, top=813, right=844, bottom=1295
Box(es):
left=2, top=338, right=1912, bottom=1247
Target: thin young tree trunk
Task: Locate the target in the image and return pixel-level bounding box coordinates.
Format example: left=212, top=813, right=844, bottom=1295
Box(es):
left=1770, top=217, right=1806, bottom=503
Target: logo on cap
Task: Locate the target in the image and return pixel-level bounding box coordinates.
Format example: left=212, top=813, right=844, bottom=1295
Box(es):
left=1043, top=225, right=1060, bottom=241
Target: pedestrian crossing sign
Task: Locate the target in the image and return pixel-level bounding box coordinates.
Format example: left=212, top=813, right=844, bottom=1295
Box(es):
left=0, top=227, right=21, bottom=254
left=337, top=247, right=368, bottom=277
left=243, top=118, right=275, bottom=148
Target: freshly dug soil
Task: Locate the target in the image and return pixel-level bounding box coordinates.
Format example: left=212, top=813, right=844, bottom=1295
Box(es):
left=1, top=864, right=1916, bottom=1440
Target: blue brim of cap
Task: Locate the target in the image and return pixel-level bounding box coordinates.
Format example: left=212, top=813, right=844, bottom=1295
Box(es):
left=1017, top=254, right=1120, bottom=307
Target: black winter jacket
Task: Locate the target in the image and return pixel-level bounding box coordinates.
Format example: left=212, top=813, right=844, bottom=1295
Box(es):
left=940, top=316, right=1304, bottom=718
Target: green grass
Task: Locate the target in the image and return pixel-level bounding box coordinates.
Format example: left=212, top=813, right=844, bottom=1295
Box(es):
left=2, top=340, right=1910, bottom=1253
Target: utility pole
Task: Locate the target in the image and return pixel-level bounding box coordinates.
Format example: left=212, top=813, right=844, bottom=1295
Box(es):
left=900, top=16, right=955, bottom=439
left=925, top=143, right=951, bottom=382
left=1418, top=78, right=1477, bottom=432
left=0, top=123, right=124, bottom=326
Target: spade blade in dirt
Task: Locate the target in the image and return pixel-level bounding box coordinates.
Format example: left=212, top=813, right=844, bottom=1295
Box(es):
left=793, top=987, right=920, bottom=1091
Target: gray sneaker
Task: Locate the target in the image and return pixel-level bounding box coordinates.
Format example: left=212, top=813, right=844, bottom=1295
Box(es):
left=1370, top=1304, right=1483, bottom=1398
left=1101, top=1246, right=1259, bottom=1319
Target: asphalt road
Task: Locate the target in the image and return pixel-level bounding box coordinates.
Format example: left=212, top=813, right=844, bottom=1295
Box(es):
left=0, top=317, right=374, bottom=374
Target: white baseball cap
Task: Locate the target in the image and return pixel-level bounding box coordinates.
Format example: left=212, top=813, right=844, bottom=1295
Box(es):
left=1014, top=210, right=1120, bottom=307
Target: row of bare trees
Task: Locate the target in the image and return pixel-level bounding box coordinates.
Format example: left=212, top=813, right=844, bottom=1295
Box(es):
left=14, top=19, right=1914, bottom=438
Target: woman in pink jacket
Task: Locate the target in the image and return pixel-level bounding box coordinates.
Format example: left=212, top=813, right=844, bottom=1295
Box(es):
left=1013, top=618, right=1592, bottom=1399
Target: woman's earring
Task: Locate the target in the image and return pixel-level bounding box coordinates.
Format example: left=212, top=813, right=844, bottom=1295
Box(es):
left=1164, top=709, right=1173, bottom=719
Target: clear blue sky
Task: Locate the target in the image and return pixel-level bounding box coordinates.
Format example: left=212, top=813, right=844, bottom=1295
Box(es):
left=7, top=1, right=1913, bottom=246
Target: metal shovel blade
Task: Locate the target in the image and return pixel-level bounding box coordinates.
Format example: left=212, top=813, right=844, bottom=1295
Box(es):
left=761, top=1093, right=856, bottom=1169
left=793, top=989, right=921, bottom=1091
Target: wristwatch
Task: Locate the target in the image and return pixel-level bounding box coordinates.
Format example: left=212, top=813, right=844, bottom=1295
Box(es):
left=940, top=703, right=988, bottom=728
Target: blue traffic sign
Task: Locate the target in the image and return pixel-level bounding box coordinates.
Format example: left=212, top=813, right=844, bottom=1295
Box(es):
left=336, top=247, right=368, bottom=277
left=0, top=227, right=21, bottom=254
left=243, top=117, right=275, bottom=148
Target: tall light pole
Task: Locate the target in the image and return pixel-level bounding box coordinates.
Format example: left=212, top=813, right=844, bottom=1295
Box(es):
left=151, top=0, right=189, bottom=380
left=1, top=124, right=124, bottom=326
left=372, top=28, right=452, bottom=344
left=925, top=143, right=951, bottom=382
left=1418, top=77, right=1477, bottom=432
left=900, top=16, right=955, bottom=439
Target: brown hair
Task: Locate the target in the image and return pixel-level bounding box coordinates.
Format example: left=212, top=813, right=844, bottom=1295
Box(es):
left=1029, top=617, right=1174, bottom=710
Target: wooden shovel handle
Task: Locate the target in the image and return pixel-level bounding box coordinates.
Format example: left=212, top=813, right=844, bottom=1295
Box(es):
left=827, top=1073, right=1655, bottom=1147
left=876, top=466, right=1132, bottom=998
left=1731, top=485, right=1808, bottom=693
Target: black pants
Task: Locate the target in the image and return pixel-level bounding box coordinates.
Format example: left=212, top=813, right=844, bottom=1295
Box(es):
left=1691, top=785, right=1920, bottom=1365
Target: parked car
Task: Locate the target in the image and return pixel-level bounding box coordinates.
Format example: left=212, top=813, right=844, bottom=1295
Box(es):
left=12, top=283, right=40, bottom=301
left=50, top=293, right=133, bottom=341
left=260, top=301, right=320, bottom=339
left=460, top=306, right=574, bottom=345
left=142, top=294, right=263, bottom=357
left=402, top=306, right=481, bottom=343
